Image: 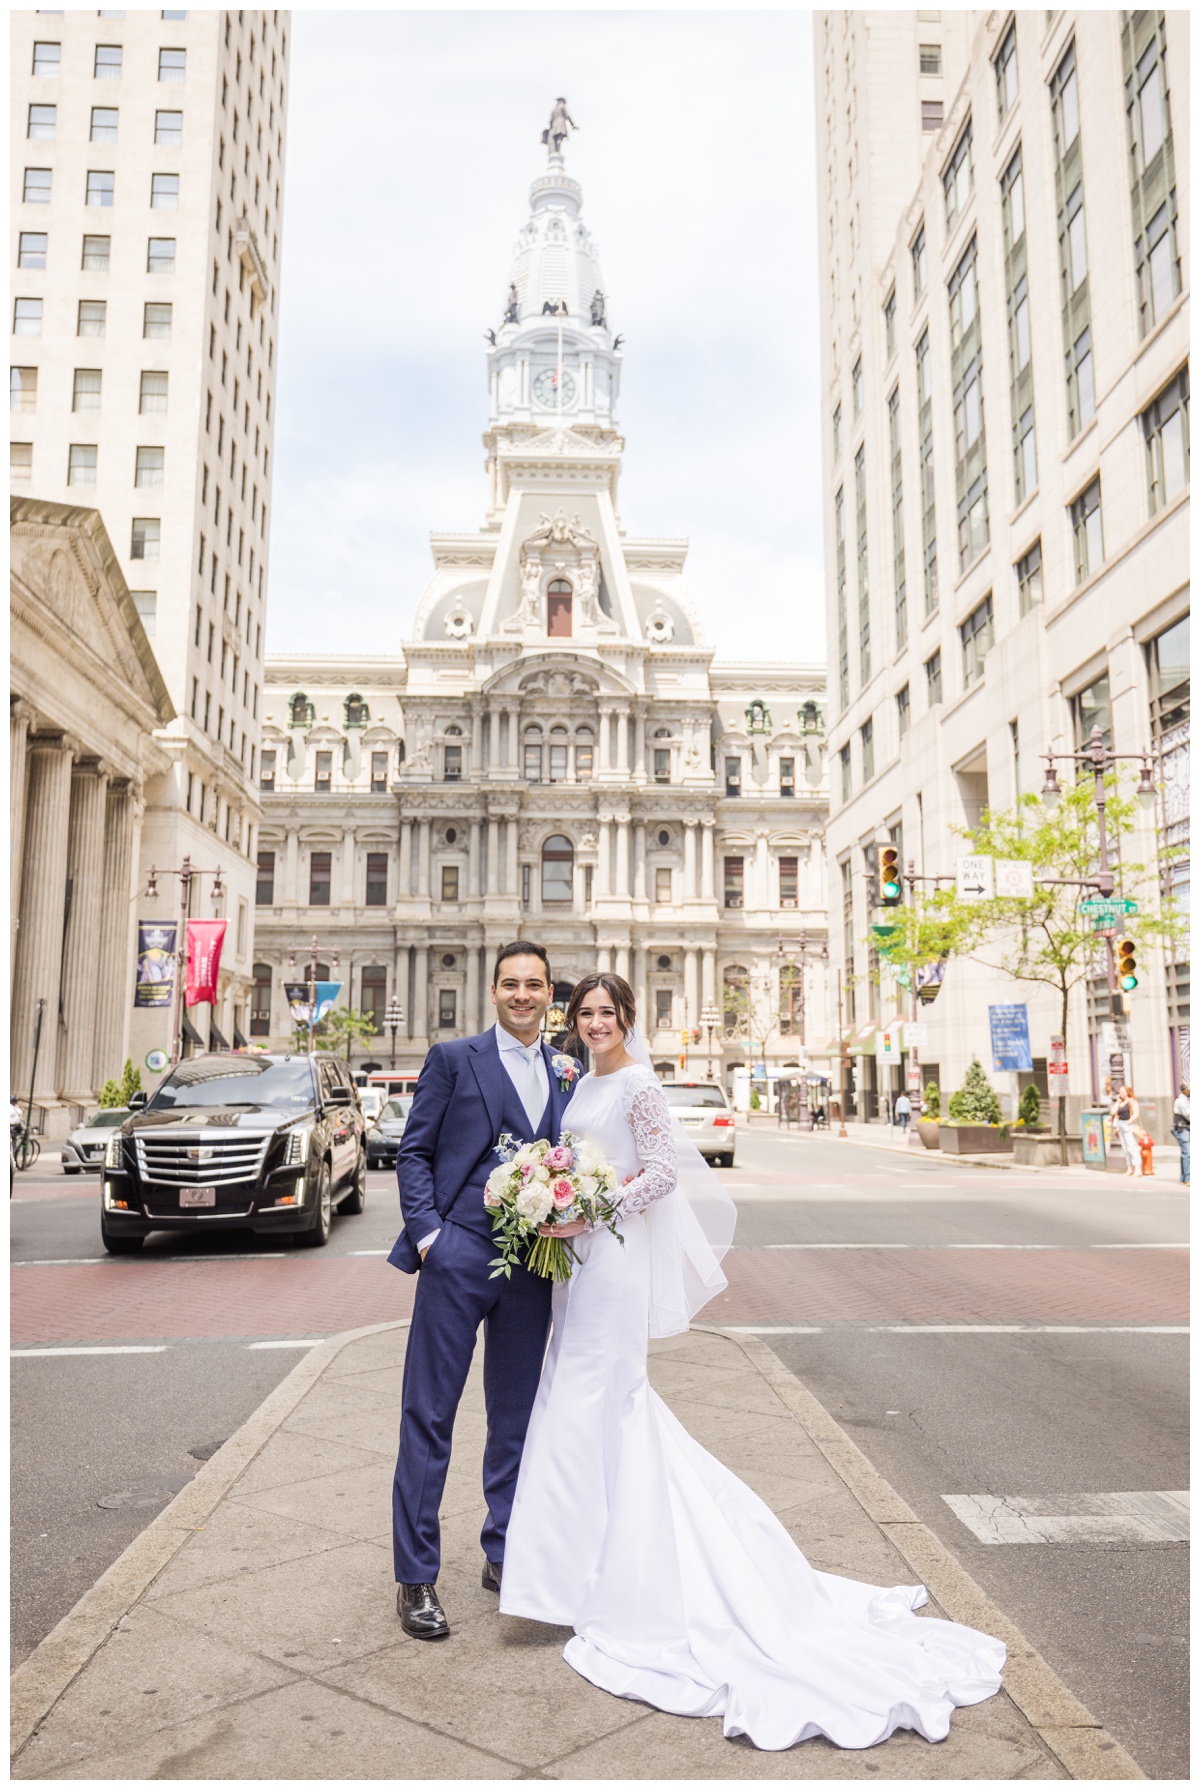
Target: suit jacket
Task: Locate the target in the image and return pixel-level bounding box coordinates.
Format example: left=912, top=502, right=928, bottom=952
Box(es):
left=387, top=1030, right=581, bottom=1275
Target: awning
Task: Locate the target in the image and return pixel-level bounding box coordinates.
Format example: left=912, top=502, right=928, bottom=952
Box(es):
left=849, top=1023, right=878, bottom=1054
left=232, top=1024, right=249, bottom=1049
left=181, top=1013, right=205, bottom=1048
left=209, top=1022, right=230, bottom=1050
left=807, top=1038, right=841, bottom=1058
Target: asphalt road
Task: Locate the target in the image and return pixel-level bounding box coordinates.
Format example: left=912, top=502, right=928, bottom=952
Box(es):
left=10, top=1125, right=1189, bottom=1775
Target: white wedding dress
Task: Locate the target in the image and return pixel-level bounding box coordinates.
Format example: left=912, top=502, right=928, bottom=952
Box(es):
left=500, top=1065, right=1006, bottom=1752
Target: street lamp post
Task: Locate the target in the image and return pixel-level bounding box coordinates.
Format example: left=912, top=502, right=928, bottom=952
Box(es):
left=699, top=1002, right=721, bottom=1083
left=385, top=996, right=406, bottom=1070
left=288, top=936, right=341, bottom=1056
left=778, top=935, right=825, bottom=1133
left=143, top=855, right=225, bottom=1065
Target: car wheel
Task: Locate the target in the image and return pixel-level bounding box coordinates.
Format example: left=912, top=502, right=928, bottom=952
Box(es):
left=100, top=1215, right=144, bottom=1254
left=341, top=1146, right=367, bottom=1216
left=295, top=1160, right=333, bottom=1248
left=63, top=1164, right=80, bottom=1175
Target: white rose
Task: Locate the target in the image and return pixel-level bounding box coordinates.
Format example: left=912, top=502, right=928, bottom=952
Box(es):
left=513, top=1145, right=536, bottom=1167
left=516, top=1185, right=554, bottom=1225
left=576, top=1145, right=600, bottom=1175
left=485, top=1167, right=509, bottom=1196
left=577, top=1175, right=599, bottom=1200
left=532, top=1165, right=551, bottom=1182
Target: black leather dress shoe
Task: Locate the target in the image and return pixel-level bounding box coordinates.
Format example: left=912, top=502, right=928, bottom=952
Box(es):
left=396, top=1581, right=450, bottom=1640
left=481, top=1557, right=502, bottom=1593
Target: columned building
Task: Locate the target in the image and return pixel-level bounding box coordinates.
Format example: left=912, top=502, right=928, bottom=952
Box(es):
left=11, top=498, right=174, bottom=1137
left=816, top=12, right=1189, bottom=1124
left=10, top=9, right=290, bottom=1062
left=257, top=138, right=829, bottom=1088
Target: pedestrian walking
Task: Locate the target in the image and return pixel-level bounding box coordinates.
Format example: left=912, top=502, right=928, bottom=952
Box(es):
left=1172, top=1083, right=1190, bottom=1184
left=1109, top=1084, right=1142, bottom=1177
left=894, top=1091, right=911, bottom=1133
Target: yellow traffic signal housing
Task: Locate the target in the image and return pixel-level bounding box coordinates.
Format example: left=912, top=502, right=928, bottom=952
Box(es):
left=878, top=845, right=902, bottom=908
left=1116, top=937, right=1138, bottom=992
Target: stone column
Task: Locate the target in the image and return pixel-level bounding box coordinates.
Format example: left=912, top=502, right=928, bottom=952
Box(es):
left=398, top=819, right=413, bottom=897
left=417, top=818, right=431, bottom=898
left=597, top=944, right=612, bottom=972
left=507, top=709, right=519, bottom=772
left=92, top=780, right=137, bottom=1090
left=702, top=947, right=717, bottom=1009
left=59, top=761, right=110, bottom=1100
left=684, top=821, right=698, bottom=901
left=634, top=709, right=647, bottom=780
left=632, top=945, right=647, bottom=1027
left=468, top=820, right=481, bottom=899
left=413, top=943, right=429, bottom=1040
left=486, top=817, right=500, bottom=894
left=616, top=944, right=630, bottom=980
left=701, top=820, right=716, bottom=901
left=615, top=815, right=630, bottom=898
left=505, top=818, right=518, bottom=896
left=684, top=946, right=699, bottom=1029
left=10, top=701, right=33, bottom=955
left=632, top=820, right=647, bottom=902
left=11, top=736, right=76, bottom=1101
left=283, top=829, right=300, bottom=903
left=597, top=816, right=612, bottom=897
left=470, top=706, right=483, bottom=779
left=340, top=826, right=357, bottom=905
left=465, top=945, right=480, bottom=1035
left=755, top=830, right=770, bottom=908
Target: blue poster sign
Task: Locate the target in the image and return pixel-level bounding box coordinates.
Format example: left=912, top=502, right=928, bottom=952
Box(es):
left=988, top=1003, right=1033, bottom=1072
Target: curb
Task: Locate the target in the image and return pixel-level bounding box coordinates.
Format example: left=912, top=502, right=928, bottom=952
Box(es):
left=714, top=1328, right=1146, bottom=1780
left=9, top=1318, right=411, bottom=1762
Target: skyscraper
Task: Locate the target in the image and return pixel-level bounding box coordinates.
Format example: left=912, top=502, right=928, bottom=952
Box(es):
left=10, top=8, right=290, bottom=1057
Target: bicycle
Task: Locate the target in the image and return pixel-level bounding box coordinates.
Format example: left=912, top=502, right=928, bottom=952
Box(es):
left=14, top=1133, right=40, bottom=1171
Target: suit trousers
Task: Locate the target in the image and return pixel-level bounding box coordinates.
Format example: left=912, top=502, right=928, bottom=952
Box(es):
left=392, top=1217, right=552, bottom=1582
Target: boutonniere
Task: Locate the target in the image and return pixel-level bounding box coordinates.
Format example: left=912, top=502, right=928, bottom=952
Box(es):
left=550, top=1053, right=579, bottom=1093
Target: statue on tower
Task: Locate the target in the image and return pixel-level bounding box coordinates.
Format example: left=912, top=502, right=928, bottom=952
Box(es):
left=541, top=97, right=578, bottom=157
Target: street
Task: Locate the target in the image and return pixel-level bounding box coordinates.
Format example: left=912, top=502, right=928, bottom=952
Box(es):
left=10, top=1123, right=1188, bottom=1777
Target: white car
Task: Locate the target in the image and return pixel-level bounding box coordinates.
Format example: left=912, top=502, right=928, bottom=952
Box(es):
left=659, top=1082, right=737, bottom=1167
left=357, top=1088, right=386, bottom=1123
left=62, top=1108, right=129, bottom=1173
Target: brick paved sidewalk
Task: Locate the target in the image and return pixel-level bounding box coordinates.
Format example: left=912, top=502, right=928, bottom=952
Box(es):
left=11, top=1324, right=1142, bottom=1780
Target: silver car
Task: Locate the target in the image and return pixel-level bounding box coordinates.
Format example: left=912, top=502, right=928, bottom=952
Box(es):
left=365, top=1096, right=413, bottom=1169
left=660, top=1082, right=737, bottom=1166
left=62, top=1108, right=129, bottom=1173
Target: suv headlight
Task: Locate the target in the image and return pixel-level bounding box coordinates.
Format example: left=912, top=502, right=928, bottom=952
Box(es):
left=285, top=1126, right=312, bottom=1166
left=104, top=1132, right=124, bottom=1170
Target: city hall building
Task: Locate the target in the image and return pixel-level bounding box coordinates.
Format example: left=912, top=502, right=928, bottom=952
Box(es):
left=255, top=138, right=829, bottom=1085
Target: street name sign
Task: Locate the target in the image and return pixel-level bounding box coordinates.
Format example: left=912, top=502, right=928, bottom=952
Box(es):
left=995, top=859, right=1034, bottom=898
left=956, top=855, right=994, bottom=901
left=1081, top=898, right=1138, bottom=917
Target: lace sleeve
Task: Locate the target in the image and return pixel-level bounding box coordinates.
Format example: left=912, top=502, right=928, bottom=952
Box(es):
left=618, top=1075, right=678, bottom=1215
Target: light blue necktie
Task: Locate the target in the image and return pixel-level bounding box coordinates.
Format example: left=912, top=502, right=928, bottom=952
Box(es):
left=521, top=1044, right=544, bottom=1132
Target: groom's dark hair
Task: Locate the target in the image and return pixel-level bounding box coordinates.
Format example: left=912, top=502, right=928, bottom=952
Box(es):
left=492, top=940, right=552, bottom=988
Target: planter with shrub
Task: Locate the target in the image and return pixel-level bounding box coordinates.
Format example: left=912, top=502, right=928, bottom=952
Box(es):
left=916, top=1080, right=941, bottom=1149
left=940, top=1058, right=1012, bottom=1154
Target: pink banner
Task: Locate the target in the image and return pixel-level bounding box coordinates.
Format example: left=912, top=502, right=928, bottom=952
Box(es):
left=185, top=919, right=227, bottom=1007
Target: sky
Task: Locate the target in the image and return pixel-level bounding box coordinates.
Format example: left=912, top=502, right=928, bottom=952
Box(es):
left=268, top=8, right=823, bottom=665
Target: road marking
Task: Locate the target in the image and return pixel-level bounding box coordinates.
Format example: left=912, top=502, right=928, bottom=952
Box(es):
left=723, top=1324, right=1189, bottom=1335
left=347, top=1249, right=391, bottom=1256
left=12, top=1258, right=105, bottom=1267
left=943, top=1490, right=1189, bottom=1545
left=11, top=1345, right=170, bottom=1357
left=245, top=1339, right=321, bottom=1350
left=757, top=1242, right=1187, bottom=1251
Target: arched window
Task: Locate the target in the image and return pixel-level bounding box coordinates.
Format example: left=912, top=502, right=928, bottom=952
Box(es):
left=523, top=726, right=543, bottom=783
left=574, top=726, right=594, bottom=780
left=547, top=578, right=572, bottom=638
left=541, top=834, right=574, bottom=904
left=799, top=699, right=823, bottom=733
left=289, top=691, right=313, bottom=727
left=344, top=692, right=369, bottom=728
left=548, top=725, right=569, bottom=783
left=250, top=962, right=272, bottom=1036
left=723, top=963, right=748, bottom=1030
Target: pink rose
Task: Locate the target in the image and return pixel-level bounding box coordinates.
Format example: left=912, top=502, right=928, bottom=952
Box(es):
left=551, top=1178, right=575, bottom=1208
left=483, top=1190, right=502, bottom=1208
left=520, top=1163, right=534, bottom=1179
left=544, top=1146, right=571, bottom=1171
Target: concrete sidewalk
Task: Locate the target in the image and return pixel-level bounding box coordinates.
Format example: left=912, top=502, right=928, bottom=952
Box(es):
left=11, top=1323, right=1145, bottom=1780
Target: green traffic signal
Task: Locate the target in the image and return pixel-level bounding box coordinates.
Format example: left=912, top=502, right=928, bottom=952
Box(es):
left=1116, top=938, right=1137, bottom=992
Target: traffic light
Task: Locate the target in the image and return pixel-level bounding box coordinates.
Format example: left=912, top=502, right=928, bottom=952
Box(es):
left=692, top=1028, right=701, bottom=1045
left=878, top=845, right=902, bottom=908
left=1116, top=937, right=1138, bottom=993
left=679, top=1029, right=689, bottom=1071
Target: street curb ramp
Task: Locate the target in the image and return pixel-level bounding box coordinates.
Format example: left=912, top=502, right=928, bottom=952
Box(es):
left=10, top=1318, right=1146, bottom=1778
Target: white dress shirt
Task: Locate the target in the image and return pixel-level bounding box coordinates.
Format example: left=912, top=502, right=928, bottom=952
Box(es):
left=417, top=1024, right=549, bottom=1255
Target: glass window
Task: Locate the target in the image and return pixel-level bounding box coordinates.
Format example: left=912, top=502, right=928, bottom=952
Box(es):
left=548, top=738, right=568, bottom=783
left=884, top=288, right=896, bottom=358
left=960, top=593, right=994, bottom=686
left=438, top=989, right=457, bottom=1031
left=655, top=989, right=673, bottom=1029
left=839, top=742, right=851, bottom=801
left=1065, top=184, right=1087, bottom=291
left=85, top=170, right=114, bottom=208
left=72, top=368, right=102, bottom=411
left=833, top=403, right=842, bottom=458
left=23, top=168, right=52, bottom=204
left=82, top=233, right=110, bottom=270
left=1053, top=43, right=1080, bottom=157
left=852, top=357, right=863, bottom=416
left=723, top=857, right=744, bottom=910
left=724, top=755, right=741, bottom=796
left=1138, top=198, right=1181, bottom=335
left=779, top=755, right=795, bottom=795
left=27, top=104, right=56, bottom=139
left=546, top=577, right=572, bottom=638
left=897, top=683, right=910, bottom=737
left=77, top=299, right=105, bottom=337
left=365, top=853, right=388, bottom=906
left=440, top=864, right=459, bottom=903
left=149, top=1059, right=320, bottom=1112
left=948, top=238, right=977, bottom=348
left=921, top=100, right=943, bottom=133
left=14, top=298, right=43, bottom=338
left=925, top=649, right=942, bottom=706
left=860, top=717, right=874, bottom=783
left=1142, top=368, right=1189, bottom=513
left=259, top=750, right=276, bottom=792
left=131, top=516, right=160, bottom=560
left=1070, top=477, right=1103, bottom=583
left=314, top=750, right=332, bottom=793
left=11, top=443, right=33, bottom=486
left=143, top=301, right=172, bottom=339
left=67, top=444, right=98, bottom=486
left=655, top=866, right=672, bottom=904
left=94, top=43, right=122, bottom=78
left=1073, top=673, right=1112, bottom=749
left=155, top=109, right=183, bottom=146
left=654, top=747, right=671, bottom=784
left=139, top=370, right=168, bottom=414
left=10, top=367, right=38, bottom=413
left=147, top=237, right=176, bottom=273
left=159, top=47, right=186, bottom=82
left=131, top=591, right=156, bottom=636
left=523, top=740, right=542, bottom=783
left=995, top=21, right=1017, bottom=118
left=1014, top=404, right=1037, bottom=501
left=135, top=445, right=164, bottom=487
left=943, top=119, right=973, bottom=228
left=249, top=959, right=272, bottom=1033
left=574, top=735, right=593, bottom=780
left=1134, top=40, right=1166, bottom=171
left=18, top=233, right=47, bottom=270
left=779, top=856, right=799, bottom=908
left=90, top=106, right=118, bottom=142
left=1012, top=276, right=1030, bottom=372
left=1016, top=539, right=1043, bottom=614
left=1001, top=146, right=1024, bottom=250
left=443, top=743, right=462, bottom=782
left=912, top=222, right=926, bottom=297
left=1067, top=325, right=1095, bottom=436
left=541, top=834, right=573, bottom=904
left=308, top=852, right=331, bottom=905
left=32, top=42, right=61, bottom=76
left=919, top=42, right=941, bottom=75
left=370, top=750, right=388, bottom=794
left=151, top=172, right=179, bottom=209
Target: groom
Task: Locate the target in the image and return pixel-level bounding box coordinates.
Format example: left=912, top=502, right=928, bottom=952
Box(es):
left=387, top=941, right=580, bottom=1640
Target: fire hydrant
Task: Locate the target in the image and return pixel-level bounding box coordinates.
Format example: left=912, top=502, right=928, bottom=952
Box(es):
left=1139, top=1132, right=1155, bottom=1176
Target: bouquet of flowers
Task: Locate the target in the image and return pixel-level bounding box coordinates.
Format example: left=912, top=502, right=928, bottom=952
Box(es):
left=485, top=1130, right=624, bottom=1282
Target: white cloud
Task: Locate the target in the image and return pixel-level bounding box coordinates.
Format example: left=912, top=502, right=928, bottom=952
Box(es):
left=269, top=8, right=823, bottom=664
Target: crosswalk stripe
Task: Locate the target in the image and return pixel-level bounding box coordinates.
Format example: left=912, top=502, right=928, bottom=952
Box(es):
left=944, top=1490, right=1189, bottom=1545
left=11, top=1345, right=170, bottom=1356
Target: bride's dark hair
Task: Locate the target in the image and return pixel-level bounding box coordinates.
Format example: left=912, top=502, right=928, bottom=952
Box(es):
left=564, top=973, right=636, bottom=1053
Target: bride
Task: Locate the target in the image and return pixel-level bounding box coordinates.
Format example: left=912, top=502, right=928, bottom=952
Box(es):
left=499, top=971, right=1006, bottom=1752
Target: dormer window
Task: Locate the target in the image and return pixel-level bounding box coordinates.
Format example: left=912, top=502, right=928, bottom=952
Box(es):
left=799, top=699, right=823, bottom=733
left=289, top=691, right=313, bottom=727
left=547, top=578, right=572, bottom=638
left=746, top=699, right=771, bottom=735
left=344, top=692, right=368, bottom=727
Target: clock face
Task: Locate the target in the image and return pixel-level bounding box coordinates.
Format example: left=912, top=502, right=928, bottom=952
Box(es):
left=533, top=366, right=577, bottom=409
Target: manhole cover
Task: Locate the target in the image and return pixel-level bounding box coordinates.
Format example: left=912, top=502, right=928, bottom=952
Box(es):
left=96, top=1488, right=173, bottom=1511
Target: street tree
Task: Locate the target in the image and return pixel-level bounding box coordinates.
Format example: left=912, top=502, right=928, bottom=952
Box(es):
left=292, top=1006, right=379, bottom=1060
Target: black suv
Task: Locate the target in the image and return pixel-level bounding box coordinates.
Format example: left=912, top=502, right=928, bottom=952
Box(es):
left=100, top=1052, right=367, bottom=1254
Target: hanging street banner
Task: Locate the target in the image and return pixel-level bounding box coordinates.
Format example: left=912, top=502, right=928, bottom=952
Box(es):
left=988, top=1003, right=1033, bottom=1072
left=185, top=919, right=227, bottom=1007
left=285, top=981, right=343, bottom=1029
left=134, top=921, right=177, bottom=1007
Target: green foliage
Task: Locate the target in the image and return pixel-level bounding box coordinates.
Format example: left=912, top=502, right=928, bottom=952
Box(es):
left=922, top=1080, right=941, bottom=1119
left=947, top=1058, right=1003, bottom=1125
left=1017, top=1083, right=1043, bottom=1128
left=749, top=1088, right=762, bottom=1111
left=117, top=1059, right=142, bottom=1104
left=98, top=1079, right=123, bottom=1109
left=292, top=1006, right=379, bottom=1060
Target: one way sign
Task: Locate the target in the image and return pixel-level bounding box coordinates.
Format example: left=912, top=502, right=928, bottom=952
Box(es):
left=956, top=854, right=995, bottom=901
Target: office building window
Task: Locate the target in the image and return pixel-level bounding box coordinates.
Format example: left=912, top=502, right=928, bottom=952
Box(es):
left=1125, top=16, right=1179, bottom=338
left=723, top=963, right=748, bottom=1028
left=779, top=856, right=799, bottom=909
left=1014, top=403, right=1037, bottom=502
left=839, top=742, right=851, bottom=801
left=835, top=485, right=849, bottom=707
left=832, top=403, right=842, bottom=459
left=314, top=750, right=332, bottom=793
left=28, top=104, right=56, bottom=139
left=139, top=370, right=168, bottom=414
left=860, top=717, right=874, bottom=783
left=155, top=109, right=183, bottom=146
left=440, top=864, right=459, bottom=904
left=151, top=172, right=179, bottom=209
left=917, top=329, right=938, bottom=612
left=523, top=739, right=542, bottom=782
left=884, top=288, right=896, bottom=358
left=1002, top=150, right=1033, bottom=510
left=897, top=683, right=910, bottom=738
left=925, top=649, right=942, bottom=706
left=18, top=233, right=47, bottom=270
left=921, top=100, right=943, bottom=133
left=438, top=989, right=457, bottom=1031
left=1070, top=477, right=1103, bottom=583
left=134, top=445, right=164, bottom=487
left=14, top=298, right=43, bottom=338
left=90, top=106, right=118, bottom=142
left=32, top=41, right=61, bottom=76
left=159, top=47, right=186, bottom=81
left=960, top=593, right=994, bottom=686
left=723, top=857, right=744, bottom=910
left=855, top=445, right=870, bottom=685
left=1136, top=197, right=1181, bottom=335
left=250, top=963, right=272, bottom=1035
left=85, top=170, right=114, bottom=207
left=365, top=853, right=388, bottom=907
left=724, top=755, right=742, bottom=797
left=259, top=749, right=276, bottom=791
left=131, top=517, right=159, bottom=560
left=1016, top=539, right=1043, bottom=615
left=994, top=20, right=1017, bottom=118
left=361, top=966, right=386, bottom=1032
left=1073, top=673, right=1113, bottom=749
left=308, top=852, right=331, bottom=906
left=94, top=43, right=122, bottom=78
left=1066, top=326, right=1095, bottom=434
left=147, top=236, right=176, bottom=273
left=655, top=989, right=673, bottom=1029
left=72, top=368, right=102, bottom=411
left=920, top=42, right=941, bottom=76
left=143, top=301, right=171, bottom=339
left=10, top=368, right=37, bottom=413
left=541, top=835, right=573, bottom=904
left=23, top=168, right=52, bottom=204
left=370, top=750, right=388, bottom=794
left=943, top=118, right=973, bottom=229
left=10, top=443, right=33, bottom=486
left=779, top=755, right=795, bottom=797
left=81, top=233, right=110, bottom=270
left=77, top=295, right=105, bottom=334
left=67, top=444, right=98, bottom=486
left=912, top=221, right=927, bottom=297
left=575, top=732, right=593, bottom=780
left=1143, top=367, right=1189, bottom=512
left=130, top=591, right=155, bottom=636
left=852, top=357, right=863, bottom=416
left=888, top=386, right=906, bottom=648
left=548, top=736, right=568, bottom=783
left=256, top=850, right=275, bottom=905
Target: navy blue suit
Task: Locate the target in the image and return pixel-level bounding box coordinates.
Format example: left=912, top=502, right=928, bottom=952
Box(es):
left=388, top=1028, right=578, bottom=1582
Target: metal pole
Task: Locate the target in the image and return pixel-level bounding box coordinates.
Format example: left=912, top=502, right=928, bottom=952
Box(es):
left=835, top=970, right=849, bottom=1138
left=22, top=996, right=45, bottom=1152
left=308, top=934, right=317, bottom=1056
left=173, top=856, right=190, bottom=1065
